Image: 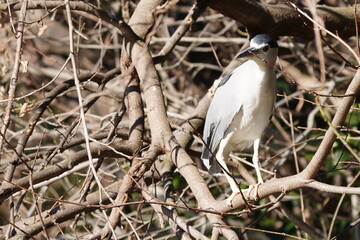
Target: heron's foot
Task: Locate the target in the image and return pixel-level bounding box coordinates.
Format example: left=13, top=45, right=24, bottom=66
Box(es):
left=226, top=191, right=241, bottom=209
left=246, top=183, right=262, bottom=201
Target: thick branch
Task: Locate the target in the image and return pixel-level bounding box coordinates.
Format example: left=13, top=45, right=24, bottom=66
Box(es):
left=207, top=0, right=360, bottom=39
left=0, top=1, right=140, bottom=41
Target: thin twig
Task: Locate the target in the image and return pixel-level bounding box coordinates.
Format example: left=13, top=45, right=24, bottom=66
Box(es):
left=0, top=0, right=27, bottom=156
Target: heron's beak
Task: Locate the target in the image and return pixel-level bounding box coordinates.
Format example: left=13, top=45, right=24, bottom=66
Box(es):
left=236, top=47, right=257, bottom=59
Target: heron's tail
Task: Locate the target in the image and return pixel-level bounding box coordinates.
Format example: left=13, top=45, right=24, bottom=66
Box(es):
left=201, top=147, right=222, bottom=174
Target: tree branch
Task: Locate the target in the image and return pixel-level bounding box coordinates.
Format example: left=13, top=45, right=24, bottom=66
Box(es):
left=207, top=0, right=360, bottom=39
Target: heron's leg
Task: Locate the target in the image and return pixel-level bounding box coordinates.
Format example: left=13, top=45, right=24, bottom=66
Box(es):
left=215, top=153, right=240, bottom=193
left=252, top=138, right=263, bottom=184
left=216, top=152, right=241, bottom=208
left=216, top=133, right=240, bottom=207
left=247, top=138, right=263, bottom=201
left=216, top=132, right=240, bottom=193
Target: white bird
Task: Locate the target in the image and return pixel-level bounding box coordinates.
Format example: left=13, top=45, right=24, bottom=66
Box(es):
left=201, top=34, right=278, bottom=206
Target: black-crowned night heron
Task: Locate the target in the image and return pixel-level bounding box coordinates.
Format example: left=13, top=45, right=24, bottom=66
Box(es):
left=201, top=34, right=278, bottom=206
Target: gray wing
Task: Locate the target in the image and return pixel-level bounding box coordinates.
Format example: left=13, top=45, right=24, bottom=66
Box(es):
left=201, top=72, right=243, bottom=172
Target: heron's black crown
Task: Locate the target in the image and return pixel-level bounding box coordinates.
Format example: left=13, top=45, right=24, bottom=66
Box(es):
left=251, top=34, right=278, bottom=49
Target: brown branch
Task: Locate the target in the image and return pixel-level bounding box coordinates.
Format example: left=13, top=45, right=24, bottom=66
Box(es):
left=24, top=129, right=131, bottom=161
left=274, top=197, right=325, bottom=240
left=44, top=85, right=110, bottom=164
left=98, top=78, right=144, bottom=238
left=0, top=0, right=27, bottom=163
left=99, top=147, right=161, bottom=240
left=1, top=68, right=121, bottom=187
left=207, top=0, right=360, bottom=39
left=98, top=0, right=162, bottom=237
left=75, top=73, right=144, bottom=210
left=154, top=0, right=207, bottom=62
left=300, top=69, right=360, bottom=179
left=7, top=180, right=122, bottom=239
left=102, top=0, right=239, bottom=237
left=130, top=41, right=239, bottom=237
left=123, top=64, right=144, bottom=153
left=331, top=218, right=360, bottom=240
left=0, top=140, right=134, bottom=202
left=0, top=1, right=140, bottom=42
left=141, top=187, right=210, bottom=240
left=305, top=180, right=360, bottom=195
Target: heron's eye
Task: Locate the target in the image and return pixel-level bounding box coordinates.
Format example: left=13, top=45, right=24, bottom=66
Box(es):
left=262, top=45, right=269, bottom=52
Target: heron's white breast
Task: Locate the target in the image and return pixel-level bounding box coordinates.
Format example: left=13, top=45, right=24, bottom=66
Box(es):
left=225, top=60, right=276, bottom=149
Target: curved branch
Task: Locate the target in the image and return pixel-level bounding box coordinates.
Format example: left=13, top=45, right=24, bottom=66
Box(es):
left=207, top=0, right=360, bottom=39
left=305, top=180, right=360, bottom=195
left=0, top=1, right=140, bottom=41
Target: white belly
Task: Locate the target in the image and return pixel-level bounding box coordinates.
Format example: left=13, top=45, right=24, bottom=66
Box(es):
left=228, top=103, right=272, bottom=149
left=224, top=63, right=276, bottom=150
